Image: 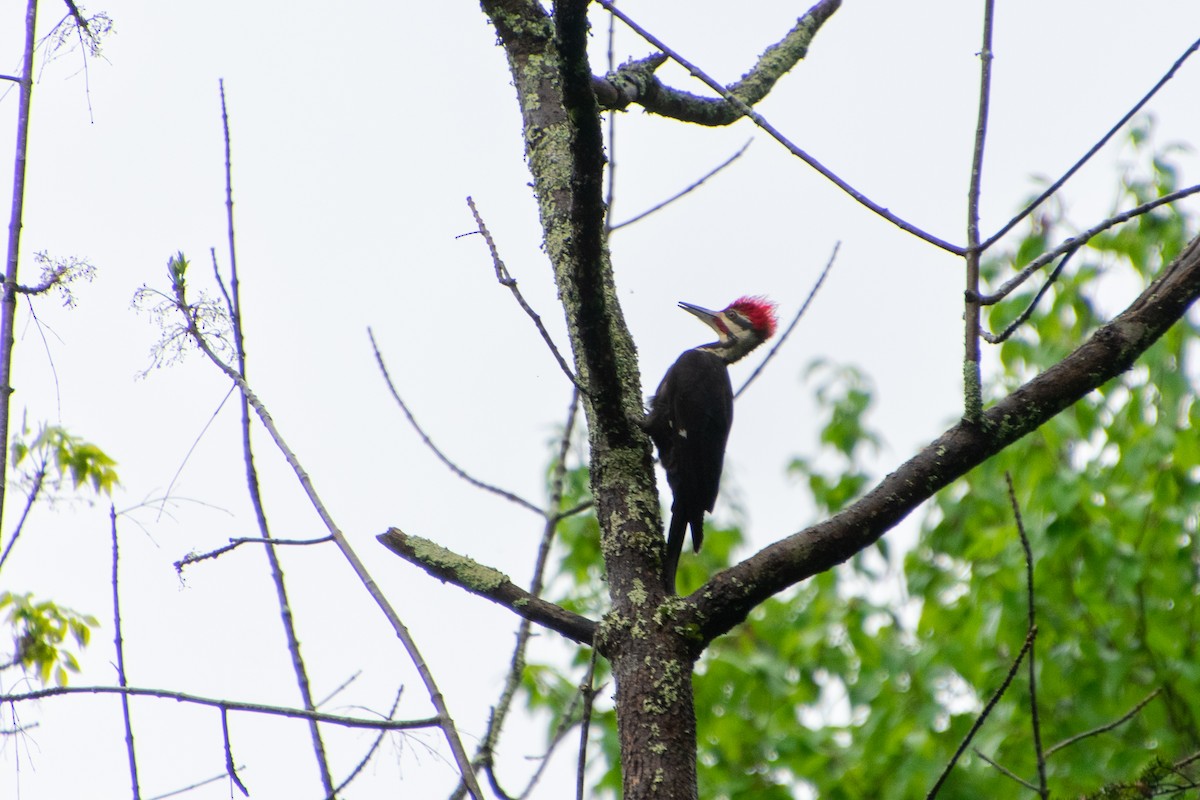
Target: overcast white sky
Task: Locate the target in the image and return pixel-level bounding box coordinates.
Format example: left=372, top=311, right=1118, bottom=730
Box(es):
left=2, top=1, right=1199, bottom=797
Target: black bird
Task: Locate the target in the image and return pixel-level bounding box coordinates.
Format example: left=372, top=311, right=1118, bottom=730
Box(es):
left=645, top=296, right=778, bottom=593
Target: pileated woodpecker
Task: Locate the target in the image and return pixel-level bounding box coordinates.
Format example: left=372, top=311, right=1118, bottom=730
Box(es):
left=645, top=296, right=778, bottom=593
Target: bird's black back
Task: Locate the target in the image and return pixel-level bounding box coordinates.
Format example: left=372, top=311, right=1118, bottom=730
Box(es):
left=645, top=348, right=734, bottom=534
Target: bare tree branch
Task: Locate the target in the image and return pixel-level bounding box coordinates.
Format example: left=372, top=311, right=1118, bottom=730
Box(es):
left=110, top=506, right=142, bottom=800
left=962, top=0, right=996, bottom=422
left=369, top=326, right=542, bottom=514
left=167, top=268, right=484, bottom=800
left=1045, top=688, right=1163, bottom=757
left=0, top=0, right=40, bottom=543
left=925, top=627, right=1036, bottom=800
left=466, top=196, right=583, bottom=390
left=575, top=648, right=600, bottom=800
left=377, top=527, right=597, bottom=645
left=981, top=245, right=1078, bottom=345
left=215, top=80, right=337, bottom=794
left=595, top=0, right=963, bottom=255
left=174, top=534, right=335, bottom=572
left=1006, top=473, right=1047, bottom=798
left=594, top=0, right=840, bottom=125
left=0, top=684, right=442, bottom=731
left=735, top=241, right=838, bottom=398
left=451, top=390, right=583, bottom=800
left=0, top=465, right=44, bottom=572
left=329, top=686, right=406, bottom=799
left=146, top=769, right=244, bottom=800
left=607, top=140, right=752, bottom=232
left=976, top=183, right=1200, bottom=306
left=982, top=35, right=1200, bottom=249
left=971, top=747, right=1041, bottom=792
left=221, top=707, right=250, bottom=796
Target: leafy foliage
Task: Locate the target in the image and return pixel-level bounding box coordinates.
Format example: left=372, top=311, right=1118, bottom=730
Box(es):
left=0, top=592, right=98, bottom=686
left=11, top=423, right=120, bottom=496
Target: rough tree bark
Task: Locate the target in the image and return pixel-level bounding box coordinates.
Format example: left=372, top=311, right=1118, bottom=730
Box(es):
left=480, top=0, right=704, bottom=795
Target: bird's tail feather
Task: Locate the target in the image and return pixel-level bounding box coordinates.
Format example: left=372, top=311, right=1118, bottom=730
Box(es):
left=663, top=513, right=688, bottom=594
left=664, top=511, right=705, bottom=593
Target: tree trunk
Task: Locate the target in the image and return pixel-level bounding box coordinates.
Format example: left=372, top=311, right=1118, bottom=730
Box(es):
left=479, top=0, right=701, bottom=795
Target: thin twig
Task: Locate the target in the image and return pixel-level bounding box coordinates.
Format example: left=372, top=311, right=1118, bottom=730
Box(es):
left=982, top=35, right=1200, bottom=250
left=594, top=0, right=964, bottom=255
left=315, top=670, right=363, bottom=709
left=603, top=5, right=619, bottom=232
left=1006, top=473, right=1046, bottom=798
left=221, top=707, right=250, bottom=796
left=451, top=393, right=583, bottom=800
left=172, top=277, right=483, bottom=799
left=1045, top=688, right=1162, bottom=757
left=466, top=196, right=583, bottom=391
left=174, top=535, right=335, bottom=572
left=608, top=140, right=752, bottom=232
left=981, top=245, right=1078, bottom=344
left=976, top=183, right=1200, bottom=306
left=111, top=505, right=142, bottom=800
left=328, top=685, right=406, bottom=799
left=575, top=647, right=600, bottom=800
left=0, top=684, right=442, bottom=730
left=962, top=0, right=996, bottom=423
left=156, top=385, right=236, bottom=522
left=369, top=327, right=542, bottom=513
left=513, top=676, right=593, bottom=800
left=219, top=81, right=337, bottom=793
left=14, top=265, right=69, bottom=294
left=146, top=768, right=245, bottom=800
left=735, top=242, right=838, bottom=398
left=0, top=466, right=45, bottom=572
left=0, top=0, right=41, bottom=545
left=971, top=747, right=1040, bottom=792
left=552, top=499, right=594, bottom=522
left=924, top=626, right=1036, bottom=800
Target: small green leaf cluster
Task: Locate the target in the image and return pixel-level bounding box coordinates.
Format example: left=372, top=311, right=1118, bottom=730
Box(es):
left=11, top=423, right=119, bottom=495
left=0, top=592, right=98, bottom=686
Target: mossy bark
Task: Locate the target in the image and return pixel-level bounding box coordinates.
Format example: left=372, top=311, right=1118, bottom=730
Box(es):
left=480, top=1, right=699, bottom=796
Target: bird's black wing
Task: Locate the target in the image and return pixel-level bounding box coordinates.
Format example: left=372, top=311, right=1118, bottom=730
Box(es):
left=646, top=349, right=733, bottom=541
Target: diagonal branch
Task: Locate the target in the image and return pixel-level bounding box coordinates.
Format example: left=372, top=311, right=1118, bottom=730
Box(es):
left=735, top=241, right=838, bottom=398
left=369, top=327, right=542, bottom=514
left=608, top=140, right=751, bottom=232
left=595, top=0, right=963, bottom=255
left=686, top=232, right=1200, bottom=648
left=376, top=527, right=597, bottom=645
left=976, top=183, right=1200, bottom=307
left=981, top=245, right=1078, bottom=345
left=1045, top=687, right=1162, bottom=757
left=465, top=196, right=582, bottom=390
left=982, top=35, right=1200, bottom=250
left=594, top=0, right=841, bottom=125
left=170, top=270, right=483, bottom=800
left=926, top=627, right=1036, bottom=800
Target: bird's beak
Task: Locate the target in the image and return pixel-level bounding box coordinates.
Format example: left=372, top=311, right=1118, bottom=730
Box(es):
left=678, top=301, right=727, bottom=335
